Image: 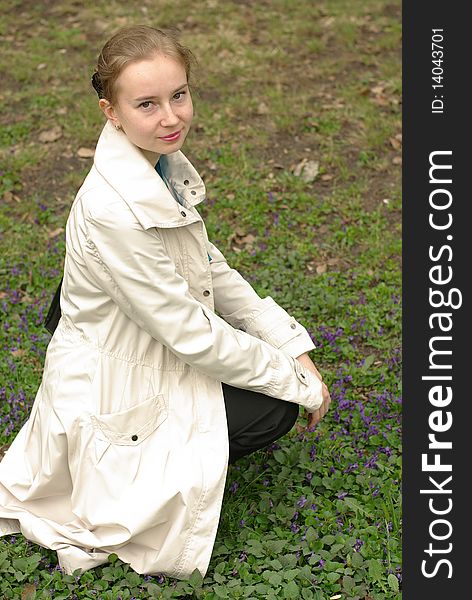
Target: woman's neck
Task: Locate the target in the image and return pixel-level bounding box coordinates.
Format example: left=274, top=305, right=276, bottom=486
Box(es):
left=141, top=148, right=160, bottom=167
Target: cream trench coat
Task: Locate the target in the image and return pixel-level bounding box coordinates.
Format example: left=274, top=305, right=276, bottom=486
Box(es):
left=0, top=121, right=323, bottom=579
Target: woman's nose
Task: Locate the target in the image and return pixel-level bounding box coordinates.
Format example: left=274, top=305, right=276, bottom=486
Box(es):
left=160, top=104, right=179, bottom=126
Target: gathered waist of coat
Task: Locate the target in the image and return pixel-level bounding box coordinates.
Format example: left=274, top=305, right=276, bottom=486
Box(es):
left=54, top=315, right=189, bottom=371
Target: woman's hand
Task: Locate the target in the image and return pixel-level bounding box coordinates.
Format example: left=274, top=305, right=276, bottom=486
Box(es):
left=295, top=353, right=331, bottom=430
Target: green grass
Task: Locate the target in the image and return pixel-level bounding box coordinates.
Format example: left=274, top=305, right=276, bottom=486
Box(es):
left=0, top=0, right=401, bottom=597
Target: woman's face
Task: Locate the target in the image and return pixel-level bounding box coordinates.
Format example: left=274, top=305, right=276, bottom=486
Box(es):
left=100, top=53, right=193, bottom=164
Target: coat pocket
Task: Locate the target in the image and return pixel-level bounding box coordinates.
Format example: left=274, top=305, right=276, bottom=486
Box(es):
left=90, top=394, right=167, bottom=446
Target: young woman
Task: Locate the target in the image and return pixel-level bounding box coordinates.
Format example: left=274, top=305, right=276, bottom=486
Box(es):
left=0, top=26, right=330, bottom=579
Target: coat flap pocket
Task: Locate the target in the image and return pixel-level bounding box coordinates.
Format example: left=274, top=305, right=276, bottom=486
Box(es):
left=90, top=394, right=167, bottom=446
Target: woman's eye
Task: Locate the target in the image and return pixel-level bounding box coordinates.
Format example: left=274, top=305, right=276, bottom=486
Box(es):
left=139, top=101, right=153, bottom=109
left=173, top=91, right=186, bottom=101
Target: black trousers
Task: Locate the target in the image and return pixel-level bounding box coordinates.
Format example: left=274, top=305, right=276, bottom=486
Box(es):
left=222, top=383, right=299, bottom=464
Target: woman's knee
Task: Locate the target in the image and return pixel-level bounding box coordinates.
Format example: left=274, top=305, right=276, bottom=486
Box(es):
left=276, top=401, right=299, bottom=436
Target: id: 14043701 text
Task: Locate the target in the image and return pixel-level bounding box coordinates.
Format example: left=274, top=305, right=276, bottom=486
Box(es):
left=432, top=28, right=444, bottom=114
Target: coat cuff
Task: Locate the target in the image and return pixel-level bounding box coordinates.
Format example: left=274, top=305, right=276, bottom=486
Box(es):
left=241, top=297, right=316, bottom=358
left=278, top=329, right=316, bottom=358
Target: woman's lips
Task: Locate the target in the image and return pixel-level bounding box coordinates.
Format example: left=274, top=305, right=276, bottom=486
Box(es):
left=159, top=131, right=181, bottom=142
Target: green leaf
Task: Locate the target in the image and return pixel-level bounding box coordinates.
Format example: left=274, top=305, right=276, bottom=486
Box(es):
left=214, top=585, right=230, bottom=598
left=93, top=580, right=109, bottom=590
left=280, top=554, right=298, bottom=569
left=362, top=354, right=375, bottom=369
left=273, top=449, right=286, bottom=464
left=268, top=559, right=283, bottom=570
left=0, top=551, right=9, bottom=569
left=145, top=582, right=162, bottom=595
left=284, top=568, right=300, bottom=581
left=265, top=540, right=287, bottom=555
left=342, top=575, right=355, bottom=592
left=266, top=571, right=283, bottom=587
left=368, top=559, right=384, bottom=582
left=343, top=496, right=371, bottom=517
left=321, top=535, right=335, bottom=545
left=387, top=573, right=400, bottom=592
left=283, top=580, right=300, bottom=599
left=12, top=558, right=28, bottom=571
left=188, top=568, right=204, bottom=588
left=125, top=571, right=141, bottom=586
left=246, top=539, right=265, bottom=558
left=254, top=583, right=270, bottom=595
left=331, top=543, right=345, bottom=555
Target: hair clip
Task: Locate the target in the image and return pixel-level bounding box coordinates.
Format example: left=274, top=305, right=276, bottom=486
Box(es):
left=91, top=72, right=104, bottom=99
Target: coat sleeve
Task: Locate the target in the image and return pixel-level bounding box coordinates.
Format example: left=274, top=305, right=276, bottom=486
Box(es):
left=206, top=240, right=316, bottom=358
left=78, top=195, right=323, bottom=413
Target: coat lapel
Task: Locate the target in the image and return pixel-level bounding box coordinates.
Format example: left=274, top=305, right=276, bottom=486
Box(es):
left=93, top=121, right=206, bottom=229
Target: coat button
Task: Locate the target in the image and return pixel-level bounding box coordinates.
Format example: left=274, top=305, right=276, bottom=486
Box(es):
left=180, top=210, right=187, bottom=217
left=290, top=323, right=296, bottom=329
left=191, top=190, right=197, bottom=196
left=183, top=179, right=189, bottom=185
left=203, top=290, right=210, bottom=297
left=131, top=435, right=138, bottom=441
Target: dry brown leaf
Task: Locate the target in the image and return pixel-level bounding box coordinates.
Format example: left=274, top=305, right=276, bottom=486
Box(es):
left=239, top=234, right=256, bottom=245
left=367, top=24, right=382, bottom=33
left=293, top=159, right=320, bottom=183
left=316, top=264, right=327, bottom=274
left=256, top=101, right=269, bottom=115
left=371, top=84, right=385, bottom=95
left=321, top=174, right=333, bottom=181
left=3, top=191, right=20, bottom=203
left=372, top=96, right=390, bottom=107
left=48, top=227, right=64, bottom=238
left=11, top=349, right=26, bottom=358
left=36, top=63, right=47, bottom=70
left=392, top=156, right=402, bottom=165
left=77, top=147, right=95, bottom=158
left=39, top=126, right=62, bottom=143
left=94, top=18, right=108, bottom=32
left=22, top=583, right=36, bottom=600
left=389, top=136, right=401, bottom=150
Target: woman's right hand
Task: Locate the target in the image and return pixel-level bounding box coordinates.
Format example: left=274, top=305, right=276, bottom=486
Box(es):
left=305, top=381, right=331, bottom=429
left=295, top=352, right=332, bottom=430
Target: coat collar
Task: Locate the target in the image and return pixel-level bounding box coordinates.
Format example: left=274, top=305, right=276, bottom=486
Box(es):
left=93, top=120, right=206, bottom=229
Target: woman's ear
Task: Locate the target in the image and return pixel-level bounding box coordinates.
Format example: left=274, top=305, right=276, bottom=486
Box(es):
left=99, top=99, right=120, bottom=129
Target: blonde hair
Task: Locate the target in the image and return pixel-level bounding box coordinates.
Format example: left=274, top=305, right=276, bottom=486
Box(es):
left=92, top=25, right=196, bottom=103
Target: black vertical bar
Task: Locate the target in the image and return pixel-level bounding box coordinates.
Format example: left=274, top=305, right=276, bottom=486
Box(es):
left=403, top=2, right=468, bottom=597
